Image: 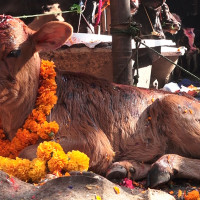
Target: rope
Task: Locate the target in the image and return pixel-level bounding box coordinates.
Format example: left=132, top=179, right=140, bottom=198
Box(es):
left=133, top=40, right=141, bottom=86
left=77, top=0, right=86, bottom=33
left=134, top=36, right=200, bottom=83
left=95, top=0, right=102, bottom=26
left=110, top=21, right=141, bottom=37
left=13, top=4, right=94, bottom=33
left=142, top=4, right=154, bottom=33
left=13, top=10, right=77, bottom=19
left=142, top=3, right=161, bottom=37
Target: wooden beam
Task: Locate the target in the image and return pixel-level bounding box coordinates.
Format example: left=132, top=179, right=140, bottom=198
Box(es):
left=110, top=0, right=133, bottom=85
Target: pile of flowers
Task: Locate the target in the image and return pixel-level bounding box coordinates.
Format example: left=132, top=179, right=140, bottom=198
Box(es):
left=0, top=141, right=90, bottom=183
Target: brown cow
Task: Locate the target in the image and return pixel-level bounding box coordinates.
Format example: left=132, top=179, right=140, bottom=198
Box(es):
left=0, top=15, right=200, bottom=188
left=132, top=0, right=181, bottom=39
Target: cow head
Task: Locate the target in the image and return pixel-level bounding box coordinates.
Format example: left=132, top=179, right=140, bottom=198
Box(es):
left=132, top=1, right=166, bottom=39
left=160, top=3, right=181, bottom=35
left=131, top=0, right=180, bottom=39
left=0, top=15, right=73, bottom=139
left=0, top=15, right=73, bottom=108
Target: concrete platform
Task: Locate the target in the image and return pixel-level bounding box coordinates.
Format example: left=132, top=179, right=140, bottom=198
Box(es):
left=40, top=33, right=186, bottom=89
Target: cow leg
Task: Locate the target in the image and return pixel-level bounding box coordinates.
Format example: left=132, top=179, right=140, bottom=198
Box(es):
left=147, top=154, right=200, bottom=188
left=18, top=143, right=40, bottom=160
left=106, top=160, right=151, bottom=181
left=149, top=94, right=200, bottom=158
left=146, top=94, right=200, bottom=187
left=56, top=123, right=115, bottom=175
left=19, top=122, right=115, bottom=176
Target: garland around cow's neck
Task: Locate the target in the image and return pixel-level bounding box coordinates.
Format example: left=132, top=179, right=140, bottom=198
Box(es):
left=0, top=60, right=90, bottom=183
left=0, top=60, right=59, bottom=158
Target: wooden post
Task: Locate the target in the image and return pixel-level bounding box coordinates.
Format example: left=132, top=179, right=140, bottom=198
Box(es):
left=110, top=0, right=133, bottom=85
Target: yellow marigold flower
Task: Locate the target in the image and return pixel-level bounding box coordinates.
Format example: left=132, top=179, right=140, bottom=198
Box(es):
left=13, top=157, right=31, bottom=182
left=113, top=186, right=120, bottom=194
left=178, top=190, right=183, bottom=198
left=37, top=141, right=64, bottom=161
left=0, top=156, right=8, bottom=170
left=65, top=150, right=90, bottom=172
left=29, top=158, right=47, bottom=183
left=2, top=157, right=31, bottom=182
left=96, top=195, right=102, bottom=200
left=48, top=150, right=69, bottom=173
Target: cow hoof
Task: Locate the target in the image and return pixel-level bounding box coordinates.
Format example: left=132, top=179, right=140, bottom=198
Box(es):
left=106, top=163, right=127, bottom=180
left=146, top=163, right=171, bottom=188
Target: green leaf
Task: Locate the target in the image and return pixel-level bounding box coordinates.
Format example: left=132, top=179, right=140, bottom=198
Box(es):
left=70, top=4, right=82, bottom=14
left=48, top=132, right=54, bottom=137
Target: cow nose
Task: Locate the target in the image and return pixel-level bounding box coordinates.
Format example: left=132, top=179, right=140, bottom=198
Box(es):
left=171, top=22, right=181, bottom=31
left=175, top=22, right=181, bottom=30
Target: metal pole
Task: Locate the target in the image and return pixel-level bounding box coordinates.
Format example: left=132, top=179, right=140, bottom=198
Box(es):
left=110, top=0, right=133, bottom=85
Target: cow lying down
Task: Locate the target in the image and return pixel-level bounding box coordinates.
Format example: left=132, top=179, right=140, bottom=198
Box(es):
left=0, top=15, right=200, bottom=188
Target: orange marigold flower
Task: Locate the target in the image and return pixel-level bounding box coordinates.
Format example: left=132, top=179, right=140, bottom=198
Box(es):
left=23, top=119, right=40, bottom=133
left=148, top=116, right=151, bottom=121
left=0, top=129, right=6, bottom=139
left=31, top=109, right=46, bottom=123
left=184, top=190, right=200, bottom=200
left=65, top=172, right=70, bottom=176
left=38, top=121, right=59, bottom=140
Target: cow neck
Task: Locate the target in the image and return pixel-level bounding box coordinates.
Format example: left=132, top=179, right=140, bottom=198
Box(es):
left=0, top=60, right=59, bottom=158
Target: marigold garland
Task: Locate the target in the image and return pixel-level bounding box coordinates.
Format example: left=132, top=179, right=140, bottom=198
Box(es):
left=0, top=141, right=90, bottom=183
left=0, top=60, right=90, bottom=183
left=0, top=60, right=59, bottom=158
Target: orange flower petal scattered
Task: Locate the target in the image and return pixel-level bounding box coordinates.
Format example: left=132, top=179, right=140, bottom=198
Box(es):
left=178, top=189, right=183, bottom=198
left=184, top=190, right=200, bottom=200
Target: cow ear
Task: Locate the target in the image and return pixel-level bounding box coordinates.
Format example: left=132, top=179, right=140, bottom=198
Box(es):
left=32, top=21, right=73, bottom=52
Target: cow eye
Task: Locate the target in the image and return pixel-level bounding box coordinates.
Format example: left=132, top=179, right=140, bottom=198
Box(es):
left=7, top=49, right=21, bottom=58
